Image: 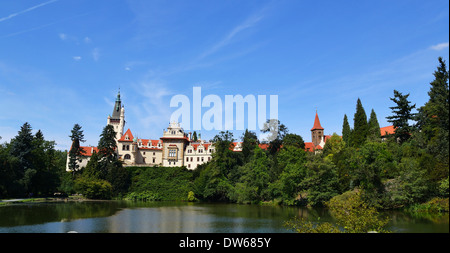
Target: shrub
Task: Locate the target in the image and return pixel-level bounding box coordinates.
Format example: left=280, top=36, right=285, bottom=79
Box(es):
left=75, top=178, right=112, bottom=199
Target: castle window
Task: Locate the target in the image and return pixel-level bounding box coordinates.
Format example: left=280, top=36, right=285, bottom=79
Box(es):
left=186, top=157, right=189, bottom=162
left=153, top=158, right=155, bottom=163
left=201, top=157, right=204, bottom=162
left=190, top=157, right=193, bottom=162
left=197, top=157, right=199, bottom=162
left=124, top=154, right=131, bottom=160
left=168, top=149, right=177, bottom=157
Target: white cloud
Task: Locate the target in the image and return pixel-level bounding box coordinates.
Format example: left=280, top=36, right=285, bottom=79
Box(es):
left=198, top=13, right=264, bottom=60
left=92, top=48, right=100, bottom=61
left=59, top=33, right=67, bottom=40
left=430, top=42, right=449, bottom=51
left=84, top=37, right=92, bottom=44
left=73, top=56, right=82, bottom=61
left=0, top=0, right=58, bottom=23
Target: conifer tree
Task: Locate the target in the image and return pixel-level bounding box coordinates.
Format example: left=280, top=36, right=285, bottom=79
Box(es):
left=10, top=122, right=36, bottom=194
left=367, top=109, right=381, bottom=141
left=386, top=90, right=416, bottom=144
left=98, top=124, right=118, bottom=163
left=416, top=57, right=449, bottom=157
left=241, top=129, right=258, bottom=162
left=351, top=98, right=368, bottom=147
left=342, top=114, right=351, bottom=145
left=10, top=122, right=34, bottom=174
left=68, top=124, right=86, bottom=175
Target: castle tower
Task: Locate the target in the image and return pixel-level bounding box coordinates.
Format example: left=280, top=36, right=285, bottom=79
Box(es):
left=107, top=90, right=125, bottom=142
left=311, top=111, right=324, bottom=146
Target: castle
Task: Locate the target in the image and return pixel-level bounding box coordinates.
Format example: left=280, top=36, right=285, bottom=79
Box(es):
left=66, top=91, right=394, bottom=171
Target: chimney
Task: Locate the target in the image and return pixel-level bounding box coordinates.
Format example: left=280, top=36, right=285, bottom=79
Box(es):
left=189, top=132, right=192, bottom=141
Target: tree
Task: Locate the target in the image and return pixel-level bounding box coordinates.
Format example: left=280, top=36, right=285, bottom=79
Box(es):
left=367, top=109, right=381, bottom=141
left=97, top=124, right=117, bottom=163
left=194, top=131, right=237, bottom=201
left=342, top=114, right=351, bottom=145
left=192, top=131, right=198, bottom=142
left=416, top=57, right=449, bottom=171
left=234, top=146, right=271, bottom=203
left=241, top=129, right=258, bottom=163
left=282, top=133, right=305, bottom=150
left=10, top=122, right=35, bottom=195
left=270, top=146, right=307, bottom=205
left=386, top=90, right=416, bottom=144
left=261, top=119, right=288, bottom=155
left=322, top=133, right=345, bottom=158
left=68, top=124, right=86, bottom=175
left=351, top=98, right=368, bottom=147
left=10, top=122, right=34, bottom=174
left=30, top=130, right=60, bottom=196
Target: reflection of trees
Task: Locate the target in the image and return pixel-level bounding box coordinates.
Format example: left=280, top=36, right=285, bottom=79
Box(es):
left=0, top=201, right=123, bottom=227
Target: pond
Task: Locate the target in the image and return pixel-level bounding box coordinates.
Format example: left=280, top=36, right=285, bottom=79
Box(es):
left=0, top=201, right=448, bottom=233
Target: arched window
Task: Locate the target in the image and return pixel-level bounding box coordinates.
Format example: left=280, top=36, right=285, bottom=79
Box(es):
left=124, top=154, right=131, bottom=160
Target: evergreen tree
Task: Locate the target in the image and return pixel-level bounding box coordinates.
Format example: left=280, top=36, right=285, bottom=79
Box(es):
left=386, top=90, right=416, bottom=144
left=367, top=109, right=381, bottom=141
left=416, top=58, right=449, bottom=152
left=68, top=124, right=86, bottom=175
left=192, top=131, right=198, bottom=142
left=97, top=124, right=118, bottom=163
left=416, top=57, right=449, bottom=181
left=10, top=122, right=34, bottom=173
left=9, top=122, right=37, bottom=195
left=351, top=98, right=368, bottom=147
left=342, top=114, right=351, bottom=145
left=241, top=129, right=258, bottom=163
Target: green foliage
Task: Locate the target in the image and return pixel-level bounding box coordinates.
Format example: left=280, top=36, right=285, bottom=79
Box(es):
left=302, top=155, right=340, bottom=207
left=342, top=114, right=351, bottom=144
left=68, top=124, right=86, bottom=174
left=386, top=90, right=416, bottom=144
left=351, top=98, right=368, bottom=147
left=127, top=166, right=193, bottom=201
left=286, top=190, right=390, bottom=233
left=285, top=217, right=342, bottom=233
left=282, top=133, right=305, bottom=150
left=367, top=109, right=381, bottom=141
left=232, top=147, right=271, bottom=203
left=75, top=177, right=112, bottom=199
left=0, top=123, right=65, bottom=198
left=97, top=124, right=118, bottom=163
left=327, top=190, right=391, bottom=233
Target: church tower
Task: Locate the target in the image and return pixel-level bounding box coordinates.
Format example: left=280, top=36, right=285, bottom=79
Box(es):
left=107, top=90, right=125, bottom=142
left=311, top=111, right=324, bottom=146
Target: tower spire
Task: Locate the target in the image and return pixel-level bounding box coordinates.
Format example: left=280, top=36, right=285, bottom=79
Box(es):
left=311, top=111, right=324, bottom=131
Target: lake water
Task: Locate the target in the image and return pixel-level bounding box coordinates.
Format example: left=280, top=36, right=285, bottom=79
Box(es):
left=0, top=201, right=448, bottom=233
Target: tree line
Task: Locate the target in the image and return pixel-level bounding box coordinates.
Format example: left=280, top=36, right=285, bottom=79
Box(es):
left=193, top=57, right=449, bottom=209
left=1, top=57, right=448, bottom=211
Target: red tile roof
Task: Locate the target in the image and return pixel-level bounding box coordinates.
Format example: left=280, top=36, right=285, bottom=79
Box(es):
left=80, top=146, right=98, bottom=157
left=119, top=129, right=134, bottom=142
left=380, top=126, right=395, bottom=136
left=311, top=112, right=324, bottom=131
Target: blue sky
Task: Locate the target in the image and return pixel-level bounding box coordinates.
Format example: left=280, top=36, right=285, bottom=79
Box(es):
left=0, top=0, right=448, bottom=151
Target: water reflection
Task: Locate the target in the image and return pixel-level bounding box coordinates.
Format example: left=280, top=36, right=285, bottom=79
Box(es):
left=0, top=201, right=448, bottom=233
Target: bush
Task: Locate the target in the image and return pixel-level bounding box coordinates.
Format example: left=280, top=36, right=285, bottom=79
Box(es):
left=285, top=190, right=391, bottom=233
left=75, top=178, right=112, bottom=199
